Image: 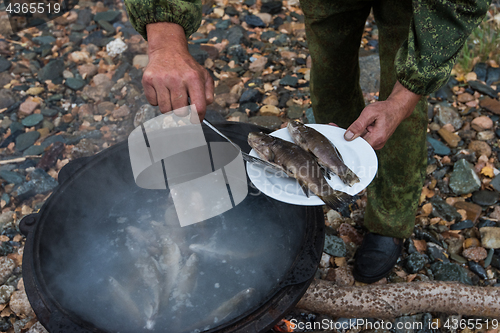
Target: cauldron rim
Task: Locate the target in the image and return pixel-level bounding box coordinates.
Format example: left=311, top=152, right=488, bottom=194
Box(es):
left=21, top=122, right=325, bottom=333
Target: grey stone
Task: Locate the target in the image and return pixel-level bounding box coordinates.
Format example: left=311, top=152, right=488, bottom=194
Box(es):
left=15, top=131, right=40, bottom=151
left=472, top=190, right=499, bottom=206
left=21, top=114, right=44, bottom=127
left=491, top=175, right=500, bottom=192
left=450, top=219, right=474, bottom=230
left=287, top=105, right=304, bottom=119
left=0, top=285, right=15, bottom=304
left=94, top=10, right=121, bottom=23
left=41, top=108, right=58, bottom=117
left=427, top=137, right=450, bottom=156
left=248, top=116, right=282, bottom=129
left=430, top=195, right=462, bottom=222
left=306, top=107, right=315, bottom=124
left=133, top=104, right=157, bottom=127
left=38, top=59, right=64, bottom=82
left=13, top=168, right=58, bottom=200
left=468, top=260, right=488, bottom=279
left=32, top=36, right=56, bottom=45
left=359, top=54, right=380, bottom=94
left=226, top=26, right=247, bottom=46
left=65, top=77, right=86, bottom=90
left=0, top=72, right=12, bottom=86
left=98, top=20, right=115, bottom=35
left=434, top=103, right=463, bottom=130
left=469, top=80, right=497, bottom=98
left=0, top=90, right=15, bottom=109
left=279, top=75, right=298, bottom=87
left=239, top=89, right=262, bottom=104
left=0, top=56, right=11, bottom=73
left=23, top=145, right=44, bottom=156
left=449, top=159, right=481, bottom=195
left=41, top=135, right=66, bottom=149
left=405, top=252, right=426, bottom=274
left=324, top=234, right=347, bottom=257
left=427, top=243, right=449, bottom=263
left=0, top=171, right=24, bottom=184
left=245, top=15, right=265, bottom=28
left=77, top=9, right=93, bottom=25
left=188, top=44, right=208, bottom=65
left=430, top=261, right=472, bottom=285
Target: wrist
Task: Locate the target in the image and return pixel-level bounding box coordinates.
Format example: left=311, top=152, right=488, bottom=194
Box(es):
left=146, top=22, right=188, bottom=55
left=387, top=81, right=421, bottom=119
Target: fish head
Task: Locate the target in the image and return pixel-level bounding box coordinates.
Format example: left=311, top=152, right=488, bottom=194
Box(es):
left=286, top=120, right=307, bottom=144
left=247, top=132, right=275, bottom=161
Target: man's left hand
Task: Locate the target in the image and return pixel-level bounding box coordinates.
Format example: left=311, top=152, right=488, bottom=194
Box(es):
left=343, top=81, right=421, bottom=150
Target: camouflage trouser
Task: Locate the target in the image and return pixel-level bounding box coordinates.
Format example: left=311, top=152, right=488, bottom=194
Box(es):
left=301, top=0, right=428, bottom=238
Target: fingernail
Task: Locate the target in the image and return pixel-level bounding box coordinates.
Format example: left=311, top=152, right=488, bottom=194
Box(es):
left=344, top=130, right=354, bottom=140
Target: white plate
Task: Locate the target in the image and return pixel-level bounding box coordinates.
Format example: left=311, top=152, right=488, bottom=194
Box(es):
left=246, top=124, right=378, bottom=206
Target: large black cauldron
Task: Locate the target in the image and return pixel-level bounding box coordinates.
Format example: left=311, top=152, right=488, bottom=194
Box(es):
left=20, top=122, right=325, bottom=333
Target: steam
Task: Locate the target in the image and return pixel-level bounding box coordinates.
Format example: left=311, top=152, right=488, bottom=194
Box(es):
left=38, top=178, right=305, bottom=333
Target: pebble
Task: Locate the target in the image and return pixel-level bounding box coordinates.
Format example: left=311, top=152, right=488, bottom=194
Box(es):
left=10, top=289, right=34, bottom=318
left=259, top=105, right=280, bottom=116
left=287, top=105, right=304, bottom=119
left=479, top=227, right=500, bottom=249
left=430, top=261, right=472, bottom=284
left=437, top=128, right=460, bottom=147
left=249, top=56, right=268, bottom=72
left=468, top=80, right=497, bottom=98
left=477, top=130, right=495, bottom=141
left=0, top=56, right=11, bottom=72
left=464, top=237, right=481, bottom=249
left=78, top=64, right=98, bottom=78
left=226, top=111, right=248, bottom=123
left=0, top=257, right=15, bottom=284
left=427, top=137, right=450, bottom=155
left=94, top=10, right=121, bottom=22
left=0, top=90, right=16, bottom=109
left=449, top=159, right=481, bottom=195
left=13, top=168, right=58, bottom=201
left=279, top=75, right=299, bottom=87
left=65, top=77, right=86, bottom=90
left=405, top=252, right=426, bottom=273
left=462, top=247, right=487, bottom=262
left=0, top=285, right=15, bottom=304
left=471, top=190, right=499, bottom=206
left=450, top=219, right=474, bottom=230
left=19, top=98, right=40, bottom=116
left=479, top=97, right=500, bottom=114
left=244, top=15, right=266, bottom=28
left=112, top=105, right=131, bottom=118
left=262, top=95, right=279, bottom=106
left=430, top=195, right=462, bottom=222
left=468, top=260, right=488, bottom=279
left=38, top=59, right=64, bottom=82
left=0, top=171, right=24, bottom=184
left=338, top=223, right=363, bottom=245
left=484, top=248, right=494, bottom=268
left=15, top=131, right=41, bottom=151
left=454, top=201, right=481, bottom=222
left=21, top=114, right=44, bottom=127
left=471, top=115, right=493, bottom=131
left=248, top=116, right=282, bottom=129
left=133, top=54, right=149, bottom=68
left=134, top=104, right=157, bottom=127
left=450, top=253, right=468, bottom=264
left=468, top=140, right=492, bottom=157
left=434, top=104, right=463, bottom=130
left=324, top=232, right=347, bottom=257
left=319, top=252, right=331, bottom=268
left=239, top=89, right=262, bottom=104
left=239, top=103, right=260, bottom=116
left=427, top=243, right=449, bottom=262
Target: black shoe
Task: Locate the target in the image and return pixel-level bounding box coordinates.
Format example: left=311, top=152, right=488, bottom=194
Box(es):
left=353, top=232, right=403, bottom=283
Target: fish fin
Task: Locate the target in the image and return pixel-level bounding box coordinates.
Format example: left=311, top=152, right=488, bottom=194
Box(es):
left=333, top=145, right=344, bottom=163
left=318, top=191, right=355, bottom=211
left=297, top=179, right=310, bottom=198
left=337, top=168, right=361, bottom=187
left=320, top=166, right=331, bottom=180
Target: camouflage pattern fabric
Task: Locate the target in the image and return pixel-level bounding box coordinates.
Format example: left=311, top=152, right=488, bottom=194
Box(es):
left=124, top=0, right=202, bottom=40
left=301, top=0, right=489, bottom=238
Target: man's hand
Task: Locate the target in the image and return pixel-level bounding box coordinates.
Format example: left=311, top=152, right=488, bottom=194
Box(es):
left=344, top=81, right=421, bottom=150
left=143, top=22, right=214, bottom=120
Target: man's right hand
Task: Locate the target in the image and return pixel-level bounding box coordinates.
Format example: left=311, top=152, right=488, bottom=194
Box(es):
left=143, top=22, right=214, bottom=120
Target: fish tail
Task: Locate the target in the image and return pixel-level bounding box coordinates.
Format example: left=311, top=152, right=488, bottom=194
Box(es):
left=318, top=191, right=355, bottom=211
left=337, top=168, right=360, bottom=187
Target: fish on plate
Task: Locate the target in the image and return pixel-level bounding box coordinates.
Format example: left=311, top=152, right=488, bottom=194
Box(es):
left=247, top=132, right=353, bottom=209
left=287, top=120, right=360, bottom=186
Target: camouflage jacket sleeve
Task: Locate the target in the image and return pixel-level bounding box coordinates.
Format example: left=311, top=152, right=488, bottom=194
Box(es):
left=395, top=0, right=490, bottom=96
left=124, top=0, right=202, bottom=40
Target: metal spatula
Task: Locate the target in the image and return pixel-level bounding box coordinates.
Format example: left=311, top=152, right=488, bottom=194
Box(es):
left=202, top=119, right=288, bottom=178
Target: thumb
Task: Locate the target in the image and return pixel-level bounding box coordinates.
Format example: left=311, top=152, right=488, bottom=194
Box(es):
left=344, top=111, right=375, bottom=141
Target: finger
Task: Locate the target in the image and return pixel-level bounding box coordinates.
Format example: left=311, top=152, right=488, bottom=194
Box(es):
left=205, top=71, right=214, bottom=105
left=154, top=80, right=172, bottom=114
left=187, top=80, right=207, bottom=122
left=143, top=73, right=158, bottom=106
left=170, top=89, right=189, bottom=114
left=328, top=122, right=339, bottom=127
left=361, top=126, right=385, bottom=150
left=344, top=110, right=377, bottom=141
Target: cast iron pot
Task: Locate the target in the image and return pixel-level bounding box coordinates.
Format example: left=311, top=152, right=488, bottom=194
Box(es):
left=20, top=122, right=325, bottom=333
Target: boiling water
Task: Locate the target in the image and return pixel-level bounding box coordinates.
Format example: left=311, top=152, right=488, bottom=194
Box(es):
left=41, top=189, right=305, bottom=333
